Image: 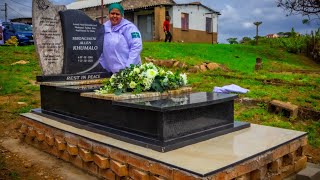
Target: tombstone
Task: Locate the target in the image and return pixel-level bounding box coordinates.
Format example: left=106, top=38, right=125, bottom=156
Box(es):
left=255, top=57, right=263, bottom=70
left=32, top=0, right=108, bottom=81
left=32, top=0, right=66, bottom=75
left=31, top=0, right=250, bottom=152
left=59, top=10, right=105, bottom=74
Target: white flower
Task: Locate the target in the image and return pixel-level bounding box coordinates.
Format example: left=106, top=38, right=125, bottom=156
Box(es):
left=133, top=67, right=140, bottom=74
left=159, top=69, right=165, bottom=76
left=163, top=76, right=168, bottom=83
left=166, top=71, right=173, bottom=75
left=143, top=78, right=150, bottom=85
left=129, top=81, right=136, bottom=89
left=118, top=83, right=123, bottom=89
left=180, top=73, right=188, bottom=85
left=146, top=69, right=158, bottom=79
left=143, top=78, right=152, bottom=90
left=110, top=74, right=116, bottom=82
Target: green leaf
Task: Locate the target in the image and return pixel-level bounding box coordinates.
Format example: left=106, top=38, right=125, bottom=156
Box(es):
left=151, top=79, right=164, bottom=92
left=114, top=89, right=122, bottom=96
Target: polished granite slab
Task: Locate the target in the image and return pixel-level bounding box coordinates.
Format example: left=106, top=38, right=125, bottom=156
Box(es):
left=113, top=92, right=238, bottom=111
left=22, top=112, right=306, bottom=176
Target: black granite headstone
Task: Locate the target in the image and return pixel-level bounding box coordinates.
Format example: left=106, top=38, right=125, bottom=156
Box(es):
left=59, top=9, right=105, bottom=74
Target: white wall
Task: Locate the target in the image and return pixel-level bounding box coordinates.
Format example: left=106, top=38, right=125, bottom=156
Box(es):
left=172, top=5, right=218, bottom=32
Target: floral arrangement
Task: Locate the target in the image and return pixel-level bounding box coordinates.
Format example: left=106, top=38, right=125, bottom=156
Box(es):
left=96, top=62, right=188, bottom=95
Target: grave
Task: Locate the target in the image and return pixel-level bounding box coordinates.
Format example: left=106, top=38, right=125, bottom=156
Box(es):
left=31, top=0, right=250, bottom=153
left=18, top=0, right=308, bottom=179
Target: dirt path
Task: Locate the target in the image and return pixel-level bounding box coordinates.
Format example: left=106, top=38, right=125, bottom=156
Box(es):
left=0, top=137, right=98, bottom=180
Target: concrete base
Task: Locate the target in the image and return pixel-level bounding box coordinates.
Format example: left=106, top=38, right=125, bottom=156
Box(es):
left=18, top=112, right=308, bottom=179
left=296, top=163, right=320, bottom=180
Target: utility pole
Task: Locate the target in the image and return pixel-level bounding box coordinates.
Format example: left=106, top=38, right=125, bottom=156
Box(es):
left=0, top=3, right=7, bottom=22
left=4, top=3, right=7, bottom=22
left=101, top=0, right=104, bottom=24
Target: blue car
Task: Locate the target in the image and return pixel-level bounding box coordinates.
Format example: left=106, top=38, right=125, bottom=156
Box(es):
left=3, top=22, right=34, bottom=45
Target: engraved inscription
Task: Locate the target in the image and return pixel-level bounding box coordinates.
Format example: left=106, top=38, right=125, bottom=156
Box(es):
left=32, top=0, right=66, bottom=75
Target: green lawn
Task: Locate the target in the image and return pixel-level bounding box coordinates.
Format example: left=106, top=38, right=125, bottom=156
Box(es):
left=0, top=43, right=319, bottom=147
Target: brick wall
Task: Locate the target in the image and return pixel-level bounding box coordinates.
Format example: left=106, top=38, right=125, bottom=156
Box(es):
left=18, top=116, right=307, bottom=180
left=173, top=28, right=217, bottom=43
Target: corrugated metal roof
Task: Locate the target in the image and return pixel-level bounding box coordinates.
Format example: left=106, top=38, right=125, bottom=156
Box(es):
left=66, top=0, right=220, bottom=15
left=174, top=1, right=220, bottom=15
left=122, top=0, right=174, bottom=10
left=66, top=0, right=122, bottom=9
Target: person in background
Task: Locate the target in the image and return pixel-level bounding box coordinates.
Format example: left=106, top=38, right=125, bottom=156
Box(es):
left=163, top=16, right=172, bottom=42
left=99, top=3, right=142, bottom=74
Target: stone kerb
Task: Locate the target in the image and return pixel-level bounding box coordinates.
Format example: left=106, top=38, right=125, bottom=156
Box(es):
left=17, top=116, right=308, bottom=180
left=81, top=86, right=192, bottom=101
left=144, top=57, right=223, bottom=73
left=268, top=100, right=299, bottom=119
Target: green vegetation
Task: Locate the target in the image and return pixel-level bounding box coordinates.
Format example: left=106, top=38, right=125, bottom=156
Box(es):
left=0, top=43, right=319, bottom=148
left=241, top=28, right=320, bottom=63
left=142, top=42, right=320, bottom=109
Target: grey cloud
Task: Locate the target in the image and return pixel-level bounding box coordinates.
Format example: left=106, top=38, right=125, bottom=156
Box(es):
left=0, top=0, right=72, bottom=20
left=1, top=0, right=318, bottom=43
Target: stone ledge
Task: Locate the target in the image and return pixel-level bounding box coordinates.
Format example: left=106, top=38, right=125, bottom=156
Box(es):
left=81, top=86, right=192, bottom=100
left=37, top=79, right=104, bottom=87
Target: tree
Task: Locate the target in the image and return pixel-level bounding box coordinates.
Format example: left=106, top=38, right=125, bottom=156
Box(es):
left=290, top=27, right=297, bottom=37
left=226, top=38, right=238, bottom=44
left=277, top=0, right=320, bottom=23
left=253, top=21, right=262, bottom=45
left=277, top=32, right=285, bottom=37
left=240, top=37, right=252, bottom=44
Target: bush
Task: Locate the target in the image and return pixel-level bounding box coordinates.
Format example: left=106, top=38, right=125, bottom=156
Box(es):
left=281, top=36, right=307, bottom=54
left=259, top=29, right=319, bottom=62
left=306, top=29, right=320, bottom=62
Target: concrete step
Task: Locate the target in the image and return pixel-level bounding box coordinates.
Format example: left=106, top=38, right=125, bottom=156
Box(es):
left=296, top=162, right=320, bottom=180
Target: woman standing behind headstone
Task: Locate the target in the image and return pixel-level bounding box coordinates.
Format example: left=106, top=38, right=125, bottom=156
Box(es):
left=98, top=3, right=142, bottom=74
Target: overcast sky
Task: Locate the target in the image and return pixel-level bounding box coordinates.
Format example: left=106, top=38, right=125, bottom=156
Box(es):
left=0, top=0, right=318, bottom=43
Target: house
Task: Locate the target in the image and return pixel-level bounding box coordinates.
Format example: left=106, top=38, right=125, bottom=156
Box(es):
left=266, top=34, right=279, bottom=38
left=66, top=0, right=220, bottom=43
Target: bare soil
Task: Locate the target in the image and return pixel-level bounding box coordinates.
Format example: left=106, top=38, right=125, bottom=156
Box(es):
left=0, top=94, right=98, bottom=179
left=0, top=139, right=98, bottom=180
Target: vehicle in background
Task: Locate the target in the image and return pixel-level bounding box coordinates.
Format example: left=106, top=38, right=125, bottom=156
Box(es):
left=2, top=22, right=33, bottom=45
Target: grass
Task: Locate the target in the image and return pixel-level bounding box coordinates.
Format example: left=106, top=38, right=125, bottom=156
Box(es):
left=0, top=43, right=319, bottom=148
